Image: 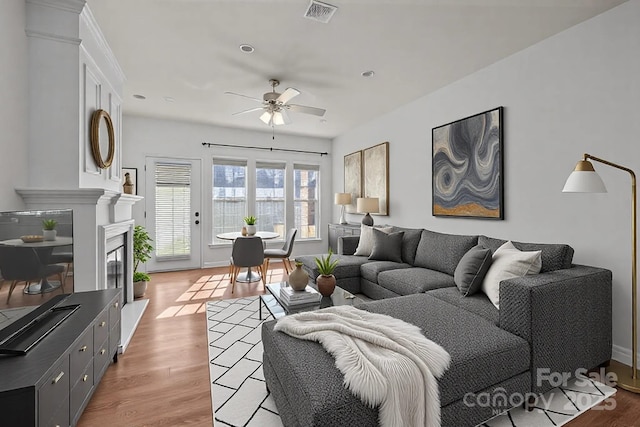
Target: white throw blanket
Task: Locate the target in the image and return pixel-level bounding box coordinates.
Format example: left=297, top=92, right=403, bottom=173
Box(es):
left=274, top=306, right=450, bottom=427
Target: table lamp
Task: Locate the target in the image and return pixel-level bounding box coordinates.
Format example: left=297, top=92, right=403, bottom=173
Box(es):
left=563, top=153, right=639, bottom=393
left=334, top=193, right=352, bottom=225
left=357, top=197, right=379, bottom=226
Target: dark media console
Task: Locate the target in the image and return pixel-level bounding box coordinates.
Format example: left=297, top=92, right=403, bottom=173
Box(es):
left=0, top=289, right=121, bottom=427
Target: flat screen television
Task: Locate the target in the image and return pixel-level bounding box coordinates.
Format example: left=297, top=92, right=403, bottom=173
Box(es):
left=0, top=209, right=74, bottom=340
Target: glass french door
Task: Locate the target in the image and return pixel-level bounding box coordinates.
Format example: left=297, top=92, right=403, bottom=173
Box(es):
left=145, top=157, right=201, bottom=271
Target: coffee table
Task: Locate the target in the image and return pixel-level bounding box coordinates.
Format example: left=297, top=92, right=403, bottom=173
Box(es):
left=259, top=281, right=361, bottom=319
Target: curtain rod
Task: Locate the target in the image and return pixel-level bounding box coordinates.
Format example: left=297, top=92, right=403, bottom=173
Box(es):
left=201, top=142, right=328, bottom=156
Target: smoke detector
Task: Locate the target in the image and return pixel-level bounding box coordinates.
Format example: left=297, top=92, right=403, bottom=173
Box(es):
left=303, top=0, right=338, bottom=24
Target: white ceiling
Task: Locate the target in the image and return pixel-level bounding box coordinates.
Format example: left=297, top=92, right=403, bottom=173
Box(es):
left=87, top=0, right=626, bottom=139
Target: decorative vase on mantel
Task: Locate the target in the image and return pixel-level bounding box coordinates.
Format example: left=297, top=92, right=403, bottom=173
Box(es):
left=288, top=262, right=309, bottom=291
left=317, top=274, right=336, bottom=297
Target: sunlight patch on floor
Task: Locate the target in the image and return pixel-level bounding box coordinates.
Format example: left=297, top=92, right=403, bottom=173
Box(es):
left=155, top=268, right=287, bottom=319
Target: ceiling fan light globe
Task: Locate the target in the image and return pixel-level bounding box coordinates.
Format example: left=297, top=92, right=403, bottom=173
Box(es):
left=273, top=111, right=285, bottom=126
left=259, top=111, right=272, bottom=125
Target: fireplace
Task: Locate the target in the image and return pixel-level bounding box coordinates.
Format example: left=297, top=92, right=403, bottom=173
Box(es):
left=106, top=233, right=127, bottom=308
left=16, top=189, right=145, bottom=354
left=99, top=220, right=135, bottom=307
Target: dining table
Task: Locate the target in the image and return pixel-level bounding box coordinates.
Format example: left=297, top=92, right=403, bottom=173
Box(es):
left=0, top=236, right=73, bottom=294
left=216, top=231, right=280, bottom=283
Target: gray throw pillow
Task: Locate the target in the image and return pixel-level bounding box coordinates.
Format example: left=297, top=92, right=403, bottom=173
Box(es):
left=454, top=245, right=493, bottom=296
left=369, top=229, right=404, bottom=263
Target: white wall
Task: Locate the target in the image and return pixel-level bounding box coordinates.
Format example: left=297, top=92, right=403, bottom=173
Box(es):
left=333, top=0, right=640, bottom=366
left=122, top=115, right=333, bottom=268
left=0, top=0, right=28, bottom=210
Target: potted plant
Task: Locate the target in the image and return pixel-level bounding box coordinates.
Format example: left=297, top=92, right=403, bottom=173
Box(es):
left=133, top=225, right=154, bottom=298
left=314, top=249, right=339, bottom=297
left=42, top=219, right=58, bottom=241
left=244, top=215, right=257, bottom=236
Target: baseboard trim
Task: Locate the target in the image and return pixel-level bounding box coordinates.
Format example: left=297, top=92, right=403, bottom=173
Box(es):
left=612, top=344, right=640, bottom=367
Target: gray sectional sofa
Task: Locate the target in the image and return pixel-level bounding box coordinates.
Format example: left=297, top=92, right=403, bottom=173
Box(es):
left=261, top=226, right=612, bottom=427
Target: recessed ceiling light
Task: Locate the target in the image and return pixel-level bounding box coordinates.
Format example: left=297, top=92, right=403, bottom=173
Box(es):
left=239, top=44, right=255, bottom=53
left=361, top=70, right=375, bottom=78
left=133, top=94, right=146, bottom=99
left=164, top=96, right=175, bottom=102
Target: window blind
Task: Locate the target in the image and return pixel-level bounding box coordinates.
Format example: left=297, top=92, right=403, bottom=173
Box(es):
left=155, top=163, right=191, bottom=259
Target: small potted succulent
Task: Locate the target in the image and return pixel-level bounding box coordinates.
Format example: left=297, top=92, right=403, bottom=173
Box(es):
left=314, top=249, right=339, bottom=297
left=42, top=219, right=58, bottom=241
left=133, top=225, right=154, bottom=298
left=244, top=215, right=257, bottom=236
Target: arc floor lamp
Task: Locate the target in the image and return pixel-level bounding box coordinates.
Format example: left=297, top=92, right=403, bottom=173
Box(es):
left=563, top=153, right=639, bottom=393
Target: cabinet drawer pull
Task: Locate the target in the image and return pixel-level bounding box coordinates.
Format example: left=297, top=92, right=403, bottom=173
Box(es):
left=83, top=374, right=89, bottom=382
left=52, top=371, right=64, bottom=384
left=100, top=321, right=106, bottom=327
left=114, top=302, right=119, bottom=308
left=100, top=349, right=106, bottom=355
left=79, top=345, right=88, bottom=352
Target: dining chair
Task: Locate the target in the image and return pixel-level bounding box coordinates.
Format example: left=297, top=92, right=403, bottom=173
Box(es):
left=0, top=246, right=66, bottom=303
left=49, top=250, right=73, bottom=289
left=263, top=228, right=297, bottom=274
left=230, top=236, right=266, bottom=293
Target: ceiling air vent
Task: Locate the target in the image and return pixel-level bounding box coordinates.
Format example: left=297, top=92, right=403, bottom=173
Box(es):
left=303, top=0, right=338, bottom=24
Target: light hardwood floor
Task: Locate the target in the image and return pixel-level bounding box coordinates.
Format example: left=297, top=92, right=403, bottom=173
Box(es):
left=76, top=265, right=640, bottom=427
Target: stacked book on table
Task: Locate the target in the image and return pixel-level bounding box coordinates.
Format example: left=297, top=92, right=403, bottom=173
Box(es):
left=279, top=285, right=321, bottom=306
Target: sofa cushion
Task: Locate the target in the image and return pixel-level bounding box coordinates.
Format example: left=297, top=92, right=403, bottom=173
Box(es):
left=482, top=241, right=542, bottom=309
left=353, top=225, right=393, bottom=257
left=414, top=230, right=478, bottom=275
left=377, top=267, right=455, bottom=295
left=360, top=260, right=412, bottom=283
left=369, top=229, right=404, bottom=263
left=427, top=287, right=499, bottom=325
left=296, top=254, right=369, bottom=280
left=454, top=245, right=493, bottom=296
left=358, top=294, right=530, bottom=406
left=390, top=226, right=423, bottom=265
left=478, top=235, right=574, bottom=273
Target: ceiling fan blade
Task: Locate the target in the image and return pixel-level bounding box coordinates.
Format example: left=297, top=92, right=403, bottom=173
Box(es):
left=259, top=111, right=272, bottom=126
left=232, top=107, right=265, bottom=116
left=280, top=109, right=291, bottom=124
left=286, top=104, right=326, bottom=117
left=224, top=91, right=263, bottom=103
left=277, top=87, right=300, bottom=104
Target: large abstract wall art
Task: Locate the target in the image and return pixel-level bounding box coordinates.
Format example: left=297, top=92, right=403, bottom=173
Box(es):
left=432, top=107, right=504, bottom=219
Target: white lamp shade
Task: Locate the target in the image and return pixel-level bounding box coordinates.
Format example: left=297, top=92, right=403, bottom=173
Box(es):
left=562, top=171, right=607, bottom=193
left=357, top=197, right=379, bottom=213
left=335, top=193, right=352, bottom=205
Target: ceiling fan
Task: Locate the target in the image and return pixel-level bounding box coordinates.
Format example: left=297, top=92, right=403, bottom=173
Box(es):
left=225, top=79, right=326, bottom=126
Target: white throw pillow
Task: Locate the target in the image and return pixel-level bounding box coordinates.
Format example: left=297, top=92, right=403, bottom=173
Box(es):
left=353, top=225, right=393, bottom=257
left=482, top=241, right=542, bottom=309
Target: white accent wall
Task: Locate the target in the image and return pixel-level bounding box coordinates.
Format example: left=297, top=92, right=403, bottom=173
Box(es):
left=0, top=0, right=28, bottom=210
left=122, top=115, right=333, bottom=267
left=332, top=0, right=640, bottom=366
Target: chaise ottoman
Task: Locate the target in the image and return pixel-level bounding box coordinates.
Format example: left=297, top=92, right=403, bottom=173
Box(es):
left=262, top=293, right=531, bottom=427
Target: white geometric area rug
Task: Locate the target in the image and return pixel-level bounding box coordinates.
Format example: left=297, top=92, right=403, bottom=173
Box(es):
left=207, top=297, right=282, bottom=427
left=207, top=297, right=616, bottom=427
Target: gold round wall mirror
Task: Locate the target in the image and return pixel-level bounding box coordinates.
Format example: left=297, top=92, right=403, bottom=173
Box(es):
left=90, top=109, right=115, bottom=169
